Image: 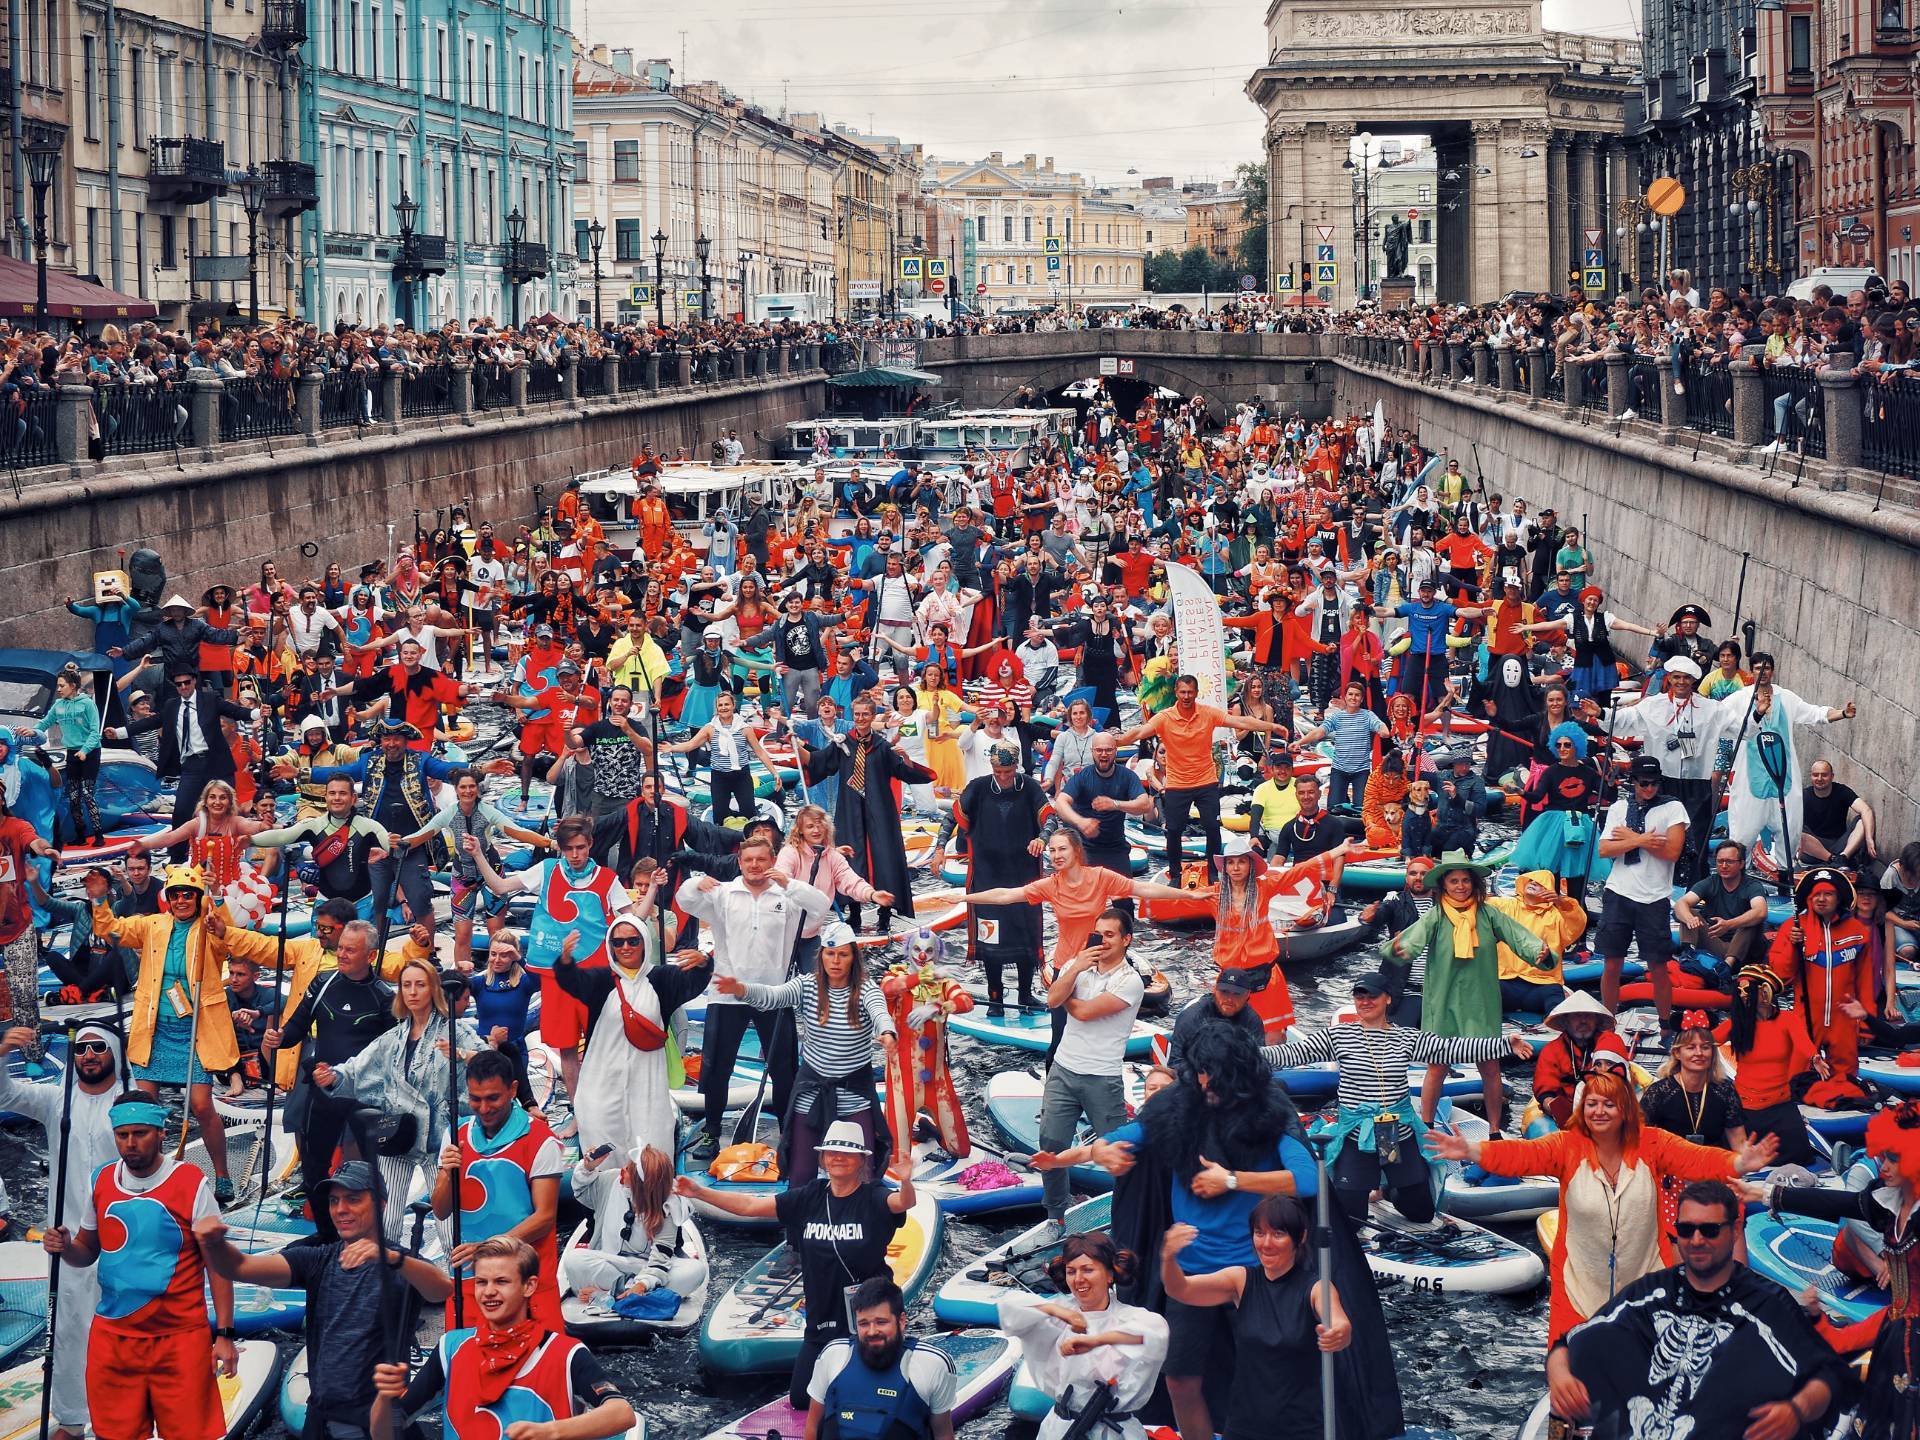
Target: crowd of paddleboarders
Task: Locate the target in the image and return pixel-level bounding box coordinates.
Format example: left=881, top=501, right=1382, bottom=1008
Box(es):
left=1, top=363, right=1913, bottom=1440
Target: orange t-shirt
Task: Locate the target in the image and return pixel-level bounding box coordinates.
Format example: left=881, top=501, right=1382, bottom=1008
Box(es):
left=1141, top=703, right=1230, bottom=789
left=1023, top=865, right=1135, bottom=967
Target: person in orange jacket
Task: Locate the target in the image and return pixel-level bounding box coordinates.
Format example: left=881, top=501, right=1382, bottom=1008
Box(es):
left=1529, top=990, right=1616, bottom=1128
left=1769, top=866, right=1875, bottom=1107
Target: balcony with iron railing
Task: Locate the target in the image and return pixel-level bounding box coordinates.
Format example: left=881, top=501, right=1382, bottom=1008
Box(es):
left=149, top=137, right=228, bottom=203
left=262, top=158, right=319, bottom=217
left=396, top=234, right=450, bottom=276
left=262, top=0, right=308, bottom=50
left=508, top=241, right=550, bottom=279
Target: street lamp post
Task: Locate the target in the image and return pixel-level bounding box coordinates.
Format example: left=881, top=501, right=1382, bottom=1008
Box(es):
left=588, top=217, right=606, bottom=329
left=505, top=206, right=526, bottom=328
left=1343, top=131, right=1374, bottom=301
left=394, top=187, right=420, bottom=329
left=651, top=229, right=668, bottom=328
left=238, top=165, right=268, bottom=326
left=695, top=232, right=712, bottom=321
left=737, top=248, right=755, bottom=323
left=22, top=122, right=65, bottom=328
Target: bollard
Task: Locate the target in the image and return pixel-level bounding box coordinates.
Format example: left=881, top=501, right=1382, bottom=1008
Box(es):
left=1607, top=349, right=1631, bottom=418
left=602, top=355, right=621, bottom=399
left=452, top=361, right=475, bottom=424
left=1730, top=344, right=1765, bottom=447
left=1820, top=356, right=1862, bottom=471
left=297, top=369, right=322, bottom=443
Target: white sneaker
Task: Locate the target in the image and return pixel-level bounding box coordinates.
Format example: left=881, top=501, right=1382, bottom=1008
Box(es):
left=1672, top=379, right=1686, bottom=396
left=1619, top=408, right=1637, bottom=421
left=1758, top=440, right=1783, bottom=455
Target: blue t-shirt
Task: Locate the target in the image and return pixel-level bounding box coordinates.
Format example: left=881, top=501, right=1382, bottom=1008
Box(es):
left=1394, top=599, right=1458, bottom=657
left=1063, top=762, right=1145, bottom=854
left=1105, top=1121, right=1318, bottom=1273
left=1323, top=707, right=1389, bottom=771
left=472, top=968, right=541, bottom=1048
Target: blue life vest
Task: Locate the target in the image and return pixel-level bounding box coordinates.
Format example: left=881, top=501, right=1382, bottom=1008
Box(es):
left=821, top=1338, right=938, bottom=1440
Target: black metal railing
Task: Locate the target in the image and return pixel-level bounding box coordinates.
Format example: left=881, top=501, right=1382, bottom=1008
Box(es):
left=0, top=388, right=58, bottom=469
left=148, top=137, right=228, bottom=200
left=401, top=367, right=454, bottom=418
left=1684, top=357, right=1734, bottom=437
left=822, top=341, right=859, bottom=374
left=221, top=376, right=298, bottom=440
left=578, top=357, right=607, bottom=397
left=1627, top=359, right=1663, bottom=419
left=263, top=159, right=319, bottom=215
left=1578, top=359, right=1609, bottom=412
left=618, top=353, right=652, bottom=390
left=319, top=370, right=375, bottom=429
left=1862, top=373, right=1920, bottom=477
left=1545, top=362, right=1565, bottom=403
left=690, top=351, right=725, bottom=385
left=262, top=0, right=308, bottom=46
left=98, top=384, right=192, bottom=457
left=527, top=363, right=563, bottom=403
left=1762, top=364, right=1823, bottom=456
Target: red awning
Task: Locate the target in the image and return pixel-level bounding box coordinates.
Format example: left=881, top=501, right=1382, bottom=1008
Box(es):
left=0, top=254, right=158, bottom=321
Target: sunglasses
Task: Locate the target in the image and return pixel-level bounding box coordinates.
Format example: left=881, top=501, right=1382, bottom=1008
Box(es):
left=174, top=678, right=198, bottom=688
left=1671, top=1221, right=1727, bottom=1240
left=609, top=935, right=644, bottom=948
left=73, top=1041, right=114, bottom=1057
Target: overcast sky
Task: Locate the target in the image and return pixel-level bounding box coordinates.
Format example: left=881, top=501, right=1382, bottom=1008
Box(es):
left=584, top=0, right=1644, bottom=186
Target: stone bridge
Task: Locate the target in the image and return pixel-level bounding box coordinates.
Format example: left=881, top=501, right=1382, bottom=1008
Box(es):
left=915, top=330, right=1332, bottom=415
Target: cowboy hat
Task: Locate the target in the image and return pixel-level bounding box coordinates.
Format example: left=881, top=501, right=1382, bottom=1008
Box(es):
left=1215, top=831, right=1267, bottom=876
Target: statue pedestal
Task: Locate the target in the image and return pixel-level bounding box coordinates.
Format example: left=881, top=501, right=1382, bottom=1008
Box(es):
left=1377, top=275, right=1416, bottom=308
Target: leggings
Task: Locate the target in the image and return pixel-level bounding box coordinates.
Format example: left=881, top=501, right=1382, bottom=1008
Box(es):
left=1331, top=1136, right=1435, bottom=1223
left=977, top=943, right=1039, bottom=1007
left=709, top=768, right=757, bottom=826
left=2, top=930, right=42, bottom=1060
left=60, top=749, right=103, bottom=842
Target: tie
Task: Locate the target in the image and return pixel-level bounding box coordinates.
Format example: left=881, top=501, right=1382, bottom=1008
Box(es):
left=848, top=736, right=867, bottom=796
left=179, top=700, right=193, bottom=757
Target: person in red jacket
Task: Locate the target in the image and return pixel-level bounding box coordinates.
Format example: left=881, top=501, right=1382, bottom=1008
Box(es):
left=347, top=637, right=475, bottom=751
left=1769, top=866, right=1875, bottom=1107
left=1530, top=990, right=1616, bottom=1128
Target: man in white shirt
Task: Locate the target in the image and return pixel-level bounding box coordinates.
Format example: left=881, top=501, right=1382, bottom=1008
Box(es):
left=1597, top=754, right=1693, bottom=1031
left=1034, top=908, right=1144, bottom=1225
left=676, top=833, right=831, bottom=1157
left=1610, top=657, right=1733, bottom=885
left=718, top=429, right=746, bottom=465
left=288, top=586, right=344, bottom=658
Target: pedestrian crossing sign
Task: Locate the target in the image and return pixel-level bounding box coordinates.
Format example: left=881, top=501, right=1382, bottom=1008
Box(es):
left=926, top=258, right=949, bottom=278
left=1044, top=236, right=1063, bottom=255
left=900, top=256, right=924, bottom=280
left=1315, top=262, right=1339, bottom=285
left=683, top=290, right=706, bottom=309
left=1582, top=267, right=1607, bottom=292
left=1276, top=268, right=1294, bottom=291
left=629, top=283, right=654, bottom=304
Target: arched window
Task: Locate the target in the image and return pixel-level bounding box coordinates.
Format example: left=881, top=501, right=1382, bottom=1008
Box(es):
left=1093, top=265, right=1105, bottom=285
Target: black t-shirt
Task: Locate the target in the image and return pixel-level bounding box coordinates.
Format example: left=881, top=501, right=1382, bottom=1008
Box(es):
left=942, top=525, right=991, bottom=586
left=281, top=1238, right=423, bottom=1411
left=1684, top=874, right=1768, bottom=925
left=1278, top=810, right=1347, bottom=862
left=773, top=1179, right=904, bottom=1343
left=1801, top=782, right=1858, bottom=839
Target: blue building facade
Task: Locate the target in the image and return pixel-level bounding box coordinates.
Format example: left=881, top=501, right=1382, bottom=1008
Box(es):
left=298, top=0, right=576, bottom=329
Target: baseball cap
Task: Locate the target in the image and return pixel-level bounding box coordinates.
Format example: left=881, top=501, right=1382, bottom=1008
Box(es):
left=1630, top=754, right=1664, bottom=782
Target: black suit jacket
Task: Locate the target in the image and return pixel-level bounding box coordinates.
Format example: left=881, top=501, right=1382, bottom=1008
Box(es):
left=124, top=690, right=256, bottom=777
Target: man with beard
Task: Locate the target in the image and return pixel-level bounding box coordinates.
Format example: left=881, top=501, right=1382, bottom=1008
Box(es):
left=0, top=1023, right=122, bottom=1440
left=803, top=696, right=938, bottom=932
left=1549, top=1180, right=1837, bottom=1439
left=804, top=1276, right=958, bottom=1440
left=1074, top=1025, right=1406, bottom=1440
left=956, top=741, right=1048, bottom=1013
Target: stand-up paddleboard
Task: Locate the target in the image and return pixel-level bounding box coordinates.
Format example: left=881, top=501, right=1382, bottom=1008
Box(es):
left=0, top=1246, right=47, bottom=1370
left=10, top=1336, right=285, bottom=1440
left=1517, top=1393, right=1552, bottom=1440
left=932, top=1193, right=1113, bottom=1326
left=981, top=1070, right=1121, bottom=1194
left=899, top=1136, right=1046, bottom=1215
left=1746, top=1212, right=1888, bottom=1325
left=953, top=999, right=1166, bottom=1058
left=697, top=1188, right=942, bottom=1374
left=207, top=1212, right=313, bottom=1334
left=675, top=1113, right=787, bottom=1230
left=560, top=1214, right=710, bottom=1341
left=1357, top=1201, right=1545, bottom=1296
left=1859, top=1050, right=1920, bottom=1095
left=695, top=1327, right=1017, bottom=1438
left=1433, top=1110, right=1560, bottom=1224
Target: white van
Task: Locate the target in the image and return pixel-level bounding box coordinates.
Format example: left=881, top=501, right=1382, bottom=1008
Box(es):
left=1785, top=267, right=1884, bottom=303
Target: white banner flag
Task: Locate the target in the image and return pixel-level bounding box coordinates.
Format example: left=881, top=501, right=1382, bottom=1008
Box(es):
left=1164, top=560, right=1230, bottom=711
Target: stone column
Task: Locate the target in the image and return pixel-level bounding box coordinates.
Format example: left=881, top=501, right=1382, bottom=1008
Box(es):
left=189, top=376, right=221, bottom=458
left=1732, top=345, right=1766, bottom=446
left=733, top=349, right=748, bottom=383
left=1472, top=339, right=1493, bottom=387
left=602, top=355, right=621, bottom=398
left=645, top=354, right=662, bottom=392
left=777, top=343, right=790, bottom=376
left=675, top=353, right=692, bottom=387
left=1607, top=349, right=1631, bottom=416
left=560, top=350, right=579, bottom=404
left=1496, top=344, right=1517, bottom=393
left=1435, top=134, right=1472, bottom=303
left=1529, top=343, right=1549, bottom=401
left=57, top=384, right=93, bottom=471
left=509, top=363, right=530, bottom=413
left=452, top=361, right=475, bottom=424
left=1659, top=364, right=1686, bottom=431
left=1547, top=132, right=1571, bottom=297
left=1573, top=137, right=1601, bottom=278
left=1469, top=120, right=1504, bottom=303
left=1821, top=358, right=1862, bottom=470
left=1564, top=357, right=1585, bottom=413
left=382, top=370, right=403, bottom=432
left=1445, top=339, right=1463, bottom=382
left=1320, top=121, right=1357, bottom=308
left=296, top=369, right=322, bottom=443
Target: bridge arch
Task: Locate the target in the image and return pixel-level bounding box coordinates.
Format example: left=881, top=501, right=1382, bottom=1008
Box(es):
left=946, top=353, right=1254, bottom=417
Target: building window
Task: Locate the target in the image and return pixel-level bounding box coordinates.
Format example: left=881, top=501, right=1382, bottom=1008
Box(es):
left=394, top=5, right=405, bottom=84
left=1418, top=259, right=1433, bottom=291
left=482, top=41, right=494, bottom=110
left=1418, top=219, right=1431, bottom=243
left=1023, top=215, right=1032, bottom=242
left=1025, top=263, right=1033, bottom=284
left=82, top=34, right=99, bottom=140
left=516, top=54, right=526, bottom=116
left=464, top=36, right=475, bottom=103
left=616, top=218, right=641, bottom=260
left=1789, top=14, right=1811, bottom=70
left=87, top=208, right=97, bottom=275
left=614, top=140, right=639, bottom=182
left=574, top=219, right=590, bottom=260
left=1003, top=215, right=1013, bottom=242
left=130, top=49, right=144, bottom=146
left=1880, top=0, right=1902, bottom=29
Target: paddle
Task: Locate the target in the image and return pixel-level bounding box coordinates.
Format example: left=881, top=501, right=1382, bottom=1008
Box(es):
left=1307, top=1129, right=1336, bottom=1440
left=249, top=869, right=296, bottom=1227
left=449, top=993, right=465, bottom=1329
left=37, top=1018, right=78, bottom=1440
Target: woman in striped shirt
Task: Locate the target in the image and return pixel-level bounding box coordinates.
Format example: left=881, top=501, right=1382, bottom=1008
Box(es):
left=712, top=921, right=897, bottom=1186
left=1262, top=971, right=1532, bottom=1224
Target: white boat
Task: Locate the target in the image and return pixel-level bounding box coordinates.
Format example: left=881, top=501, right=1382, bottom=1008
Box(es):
left=914, top=407, right=1076, bottom=469
left=575, top=460, right=786, bottom=556
left=777, top=415, right=921, bottom=460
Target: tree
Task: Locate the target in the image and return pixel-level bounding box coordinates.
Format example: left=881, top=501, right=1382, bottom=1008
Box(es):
left=1144, top=249, right=1184, bottom=293
left=1235, top=160, right=1268, bottom=289
left=1174, top=245, right=1221, bottom=293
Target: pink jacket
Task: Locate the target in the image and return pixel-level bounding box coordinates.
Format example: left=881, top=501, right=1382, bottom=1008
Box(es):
left=775, top=841, right=876, bottom=936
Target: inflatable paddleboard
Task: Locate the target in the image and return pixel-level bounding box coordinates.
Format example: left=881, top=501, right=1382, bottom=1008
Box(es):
left=933, top=1192, right=1115, bottom=1326
left=0, top=1246, right=46, bottom=1370
left=898, top=1136, right=1046, bottom=1215
left=697, top=1188, right=943, bottom=1374
left=675, top=1112, right=787, bottom=1230
left=16, top=1336, right=284, bottom=1440
left=1435, top=1111, right=1560, bottom=1224
left=560, top=1214, right=709, bottom=1341
left=981, top=1070, right=1123, bottom=1193
left=952, top=999, right=1166, bottom=1058
left=1746, top=1212, right=1889, bottom=1326
left=695, top=1326, right=1017, bottom=1438
left=1860, top=1051, right=1920, bottom=1095
left=1356, top=1202, right=1545, bottom=1295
